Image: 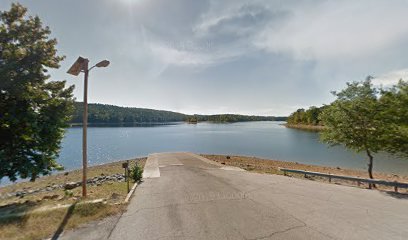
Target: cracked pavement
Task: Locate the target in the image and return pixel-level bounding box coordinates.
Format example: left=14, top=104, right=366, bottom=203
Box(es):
left=78, top=153, right=408, bottom=240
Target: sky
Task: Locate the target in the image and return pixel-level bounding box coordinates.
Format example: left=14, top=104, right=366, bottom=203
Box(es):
left=1, top=0, right=408, bottom=116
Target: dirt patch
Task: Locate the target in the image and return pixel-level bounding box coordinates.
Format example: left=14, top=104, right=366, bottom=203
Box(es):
left=202, top=154, right=408, bottom=193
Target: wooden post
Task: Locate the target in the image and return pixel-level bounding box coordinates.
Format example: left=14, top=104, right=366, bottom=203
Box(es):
left=127, top=160, right=130, bottom=193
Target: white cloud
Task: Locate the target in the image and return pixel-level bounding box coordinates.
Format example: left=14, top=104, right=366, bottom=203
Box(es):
left=373, top=69, right=408, bottom=86
left=253, top=1, right=408, bottom=60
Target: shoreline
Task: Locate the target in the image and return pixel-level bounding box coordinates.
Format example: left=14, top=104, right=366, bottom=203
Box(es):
left=202, top=154, right=408, bottom=192
left=2, top=154, right=407, bottom=191
left=284, top=123, right=326, bottom=131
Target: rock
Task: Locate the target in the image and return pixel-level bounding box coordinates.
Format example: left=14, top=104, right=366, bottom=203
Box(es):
left=24, top=200, right=36, bottom=205
left=221, top=162, right=226, bottom=165
left=16, top=191, right=26, bottom=198
left=226, top=156, right=231, bottom=159
left=111, top=193, right=120, bottom=200
left=51, top=194, right=59, bottom=199
left=42, top=194, right=59, bottom=200
left=64, top=182, right=79, bottom=190
left=64, top=172, right=69, bottom=176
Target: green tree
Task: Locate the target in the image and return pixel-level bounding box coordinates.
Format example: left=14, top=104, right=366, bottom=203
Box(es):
left=0, top=3, right=74, bottom=181
left=319, top=77, right=386, bottom=185
left=379, top=80, right=408, bottom=157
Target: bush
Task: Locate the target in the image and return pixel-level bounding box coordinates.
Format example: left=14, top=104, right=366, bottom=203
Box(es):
left=130, top=163, right=143, bottom=182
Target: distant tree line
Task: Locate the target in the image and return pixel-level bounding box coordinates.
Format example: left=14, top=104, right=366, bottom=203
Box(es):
left=71, top=102, right=186, bottom=123
left=187, top=114, right=286, bottom=123
left=286, top=106, right=326, bottom=126
left=71, top=102, right=287, bottom=124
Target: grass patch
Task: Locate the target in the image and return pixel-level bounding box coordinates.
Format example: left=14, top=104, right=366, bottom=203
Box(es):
left=0, top=202, right=123, bottom=240
left=0, top=157, right=146, bottom=240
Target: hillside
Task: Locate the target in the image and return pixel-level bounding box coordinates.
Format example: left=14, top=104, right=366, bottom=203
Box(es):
left=70, top=102, right=286, bottom=124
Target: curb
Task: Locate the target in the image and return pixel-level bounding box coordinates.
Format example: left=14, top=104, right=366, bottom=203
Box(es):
left=124, top=182, right=138, bottom=203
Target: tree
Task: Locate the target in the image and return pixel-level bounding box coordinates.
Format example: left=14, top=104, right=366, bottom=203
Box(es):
left=0, top=3, right=74, bottom=181
left=319, top=77, right=386, bottom=186
left=379, top=80, right=408, bottom=157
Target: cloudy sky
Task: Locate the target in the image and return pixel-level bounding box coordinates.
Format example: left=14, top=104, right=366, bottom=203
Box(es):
left=2, top=0, right=408, bottom=116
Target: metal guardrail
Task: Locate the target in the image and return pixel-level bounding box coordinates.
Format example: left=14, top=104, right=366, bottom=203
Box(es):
left=279, top=168, right=408, bottom=193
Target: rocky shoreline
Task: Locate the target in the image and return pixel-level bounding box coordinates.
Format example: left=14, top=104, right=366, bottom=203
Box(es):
left=0, top=173, right=126, bottom=200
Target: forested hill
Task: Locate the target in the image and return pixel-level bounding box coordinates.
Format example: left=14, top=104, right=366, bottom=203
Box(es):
left=71, top=102, right=187, bottom=123
left=70, top=102, right=287, bottom=124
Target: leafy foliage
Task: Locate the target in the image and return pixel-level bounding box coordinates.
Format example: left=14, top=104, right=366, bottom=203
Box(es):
left=379, top=80, right=408, bottom=157
left=130, top=163, right=143, bottom=182
left=71, top=102, right=186, bottom=124
left=0, top=3, right=74, bottom=181
left=318, top=77, right=405, bottom=180
left=71, top=102, right=286, bottom=124
left=319, top=78, right=386, bottom=153
left=191, top=114, right=283, bottom=123
left=287, top=106, right=325, bottom=126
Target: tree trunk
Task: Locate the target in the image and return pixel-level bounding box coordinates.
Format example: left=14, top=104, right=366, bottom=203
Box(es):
left=366, top=149, right=375, bottom=189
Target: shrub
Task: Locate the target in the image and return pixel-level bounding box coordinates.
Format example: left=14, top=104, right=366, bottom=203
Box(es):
left=130, top=163, right=143, bottom=182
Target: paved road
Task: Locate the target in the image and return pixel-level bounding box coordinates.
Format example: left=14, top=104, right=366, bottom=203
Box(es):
left=73, top=153, right=408, bottom=240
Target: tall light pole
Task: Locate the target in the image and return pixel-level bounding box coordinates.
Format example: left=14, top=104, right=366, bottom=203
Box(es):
left=67, top=57, right=110, bottom=197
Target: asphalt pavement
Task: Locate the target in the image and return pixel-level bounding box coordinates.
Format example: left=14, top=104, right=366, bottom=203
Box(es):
left=106, top=152, right=408, bottom=240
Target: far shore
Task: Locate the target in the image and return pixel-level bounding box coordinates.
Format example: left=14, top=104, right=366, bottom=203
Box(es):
left=284, top=123, right=326, bottom=131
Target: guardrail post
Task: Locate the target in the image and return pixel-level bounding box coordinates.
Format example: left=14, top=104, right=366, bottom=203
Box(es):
left=279, top=168, right=408, bottom=192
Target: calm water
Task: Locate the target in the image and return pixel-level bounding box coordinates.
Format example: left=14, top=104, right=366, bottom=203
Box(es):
left=59, top=121, right=408, bottom=175
left=2, top=121, right=408, bottom=185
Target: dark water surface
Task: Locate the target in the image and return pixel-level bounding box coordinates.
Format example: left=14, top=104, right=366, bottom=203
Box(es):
left=60, top=121, right=407, bottom=175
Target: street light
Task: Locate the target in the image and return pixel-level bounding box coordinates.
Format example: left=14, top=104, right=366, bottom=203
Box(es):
left=67, top=57, right=110, bottom=197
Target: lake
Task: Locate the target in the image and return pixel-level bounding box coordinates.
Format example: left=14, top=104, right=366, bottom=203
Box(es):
left=58, top=121, right=408, bottom=175
left=2, top=121, right=408, bottom=186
